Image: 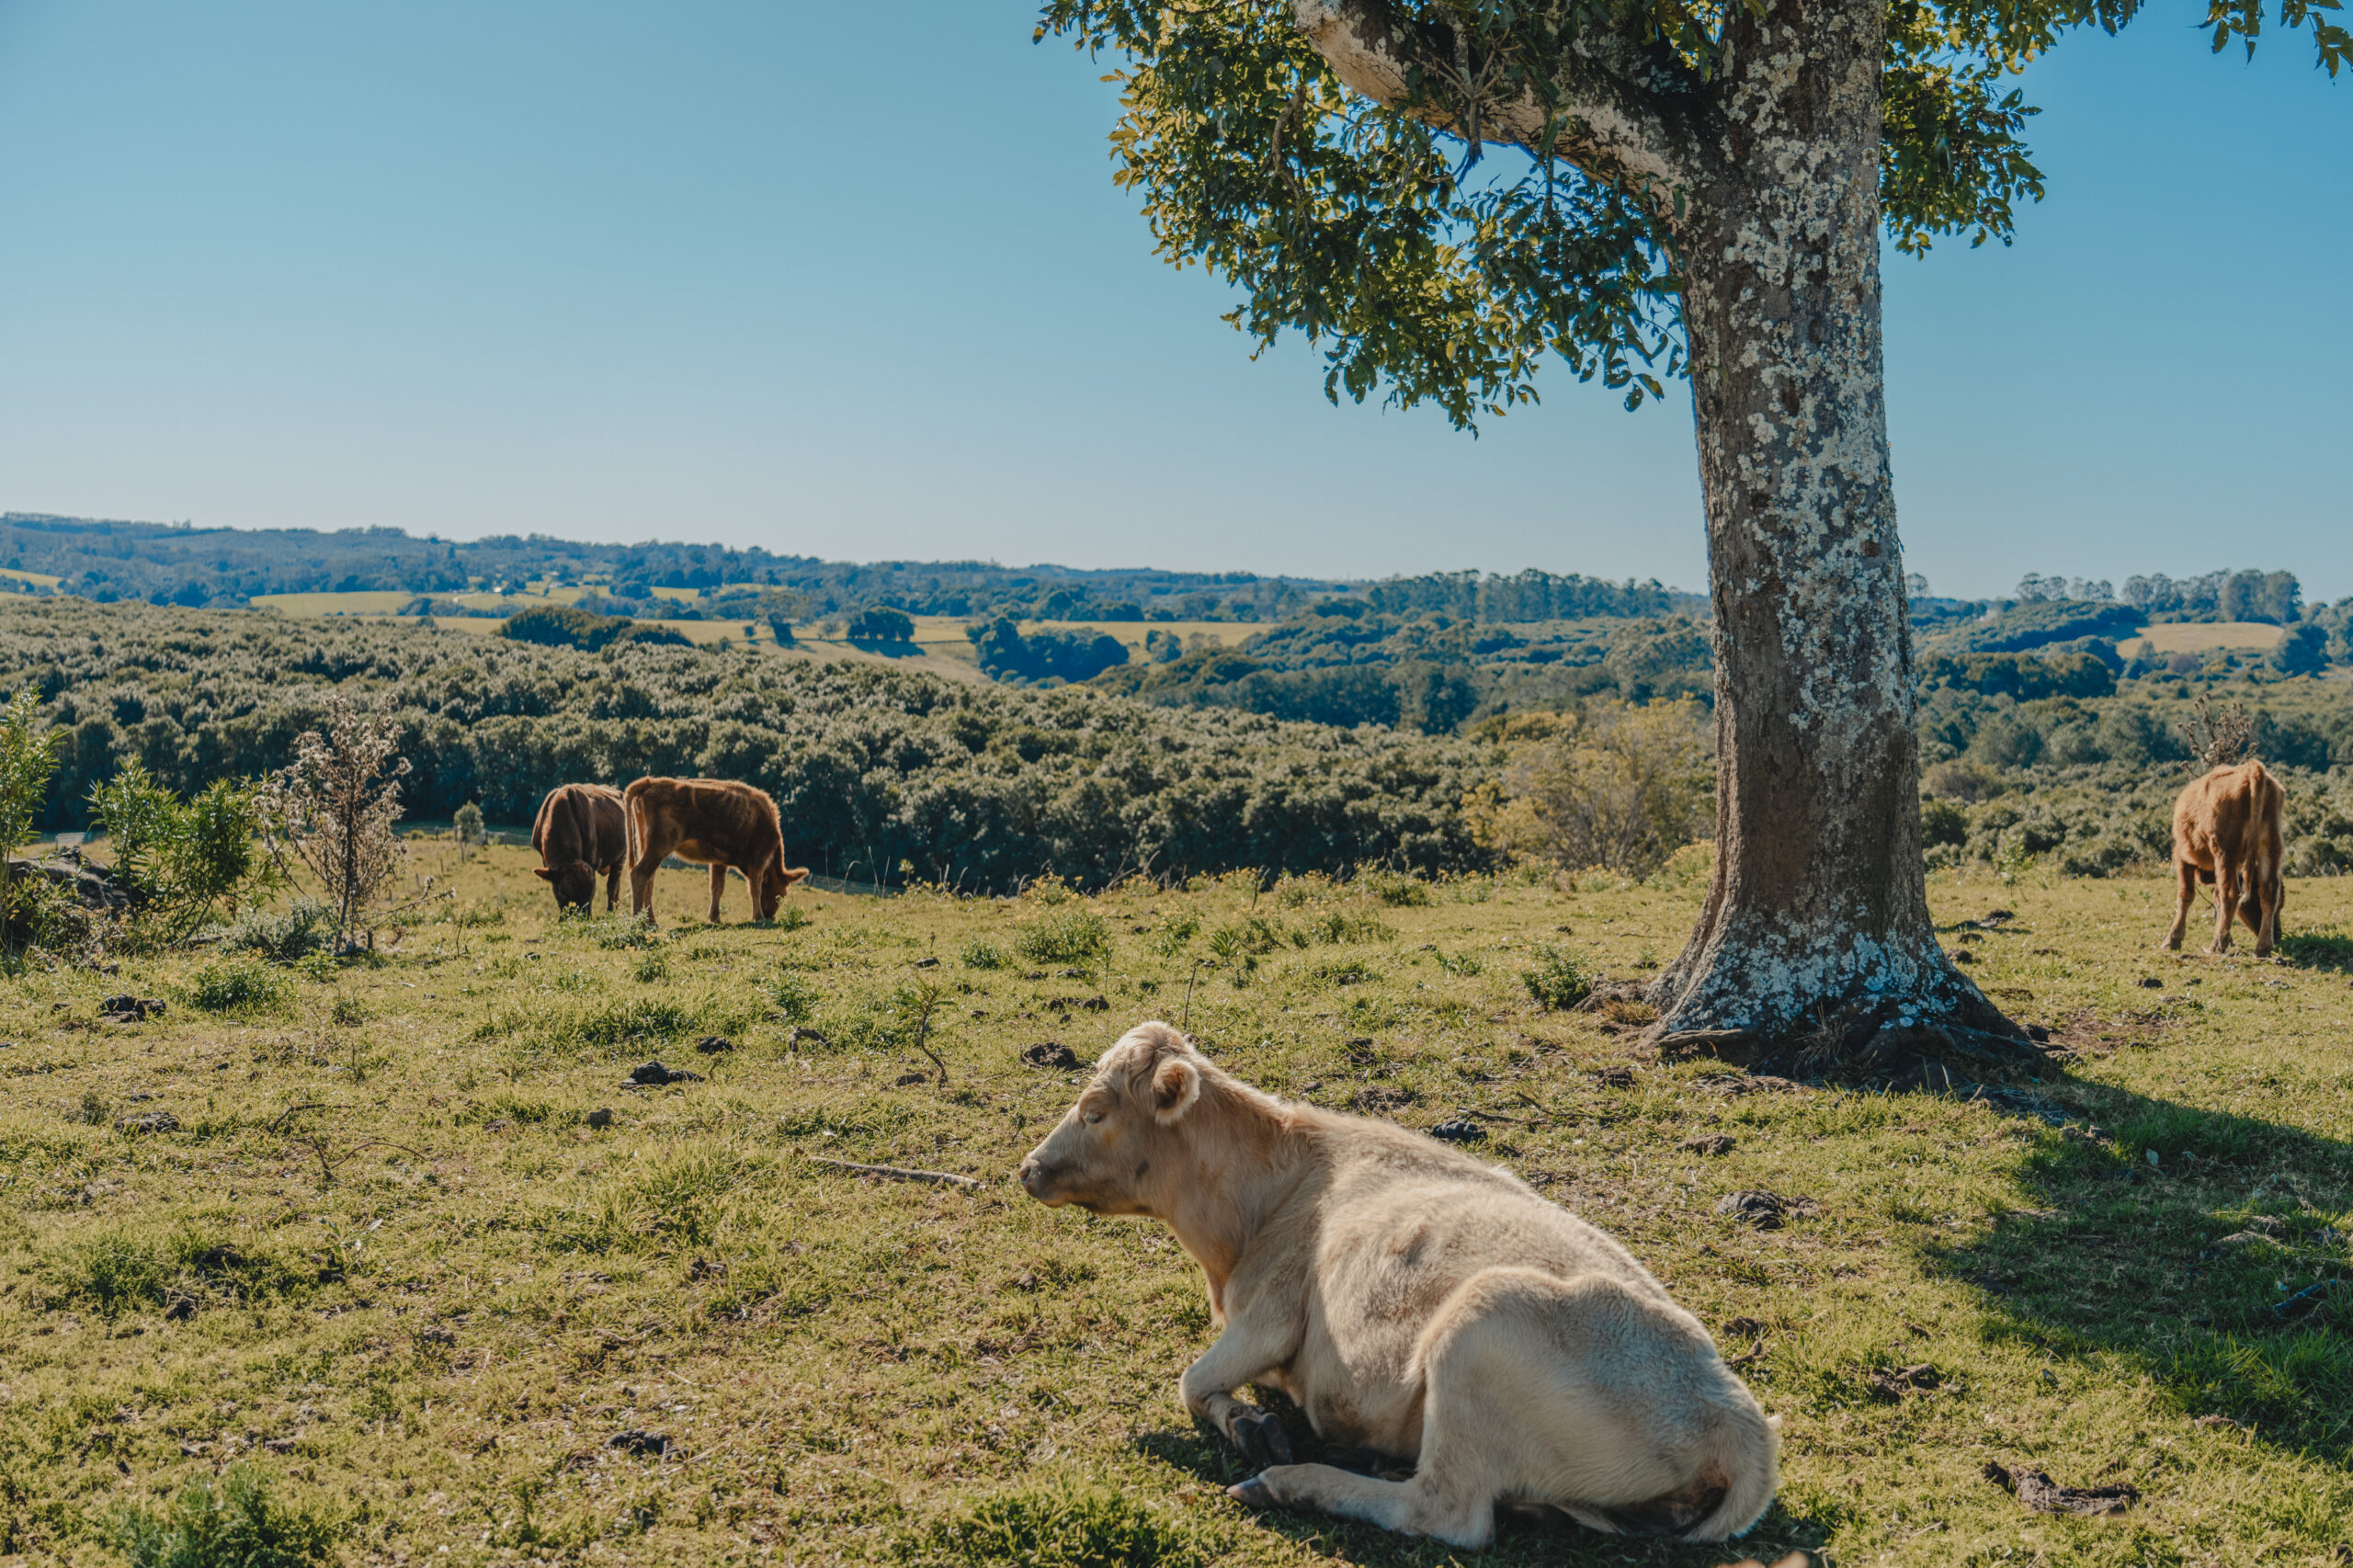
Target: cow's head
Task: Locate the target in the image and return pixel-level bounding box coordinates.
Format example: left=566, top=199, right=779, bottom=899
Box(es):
left=534, top=860, right=597, bottom=912
left=755, top=864, right=812, bottom=922
left=1018, top=1021, right=1205, bottom=1214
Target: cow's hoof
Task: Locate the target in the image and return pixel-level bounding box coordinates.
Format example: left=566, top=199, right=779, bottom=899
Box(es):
left=1228, top=1476, right=1277, bottom=1509
left=1232, top=1410, right=1294, bottom=1469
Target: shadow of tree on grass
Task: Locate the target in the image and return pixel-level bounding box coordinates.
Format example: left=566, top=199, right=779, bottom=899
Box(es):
left=1924, top=1081, right=2352, bottom=1461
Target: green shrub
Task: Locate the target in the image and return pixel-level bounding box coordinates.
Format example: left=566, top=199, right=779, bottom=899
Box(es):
left=1356, top=869, right=1433, bottom=906
left=328, top=993, right=370, bottom=1027
left=189, top=955, right=295, bottom=1016
left=89, top=762, right=279, bottom=942
left=1304, top=910, right=1394, bottom=945
left=961, top=938, right=1008, bottom=970
left=847, top=607, right=916, bottom=643
left=632, top=950, right=670, bottom=983
left=1147, top=913, right=1201, bottom=958
left=209, top=897, right=336, bottom=963
left=1521, top=945, right=1592, bottom=1010
left=1016, top=909, right=1110, bottom=967
left=102, top=1465, right=340, bottom=1568
left=0, top=687, right=63, bottom=942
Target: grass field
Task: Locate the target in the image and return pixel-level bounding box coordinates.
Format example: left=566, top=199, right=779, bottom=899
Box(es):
left=5, top=856, right=2349, bottom=1567
left=2117, top=623, right=2285, bottom=659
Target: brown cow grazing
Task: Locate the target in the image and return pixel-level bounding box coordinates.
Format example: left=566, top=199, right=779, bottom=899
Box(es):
left=1019, top=1022, right=1779, bottom=1548
left=530, top=784, right=628, bottom=913
left=622, top=777, right=809, bottom=926
left=2162, top=759, right=2285, bottom=957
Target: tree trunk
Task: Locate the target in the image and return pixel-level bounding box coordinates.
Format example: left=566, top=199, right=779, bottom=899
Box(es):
left=1645, top=0, right=2031, bottom=1074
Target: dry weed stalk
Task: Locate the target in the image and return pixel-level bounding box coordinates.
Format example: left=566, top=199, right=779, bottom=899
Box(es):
left=2177, top=693, right=2255, bottom=772
left=265, top=692, right=410, bottom=949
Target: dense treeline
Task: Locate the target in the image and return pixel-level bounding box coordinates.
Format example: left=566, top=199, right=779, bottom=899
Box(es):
left=1365, top=569, right=1688, bottom=622
left=0, top=514, right=1347, bottom=622
left=0, top=601, right=1486, bottom=889
left=1091, top=608, right=1714, bottom=732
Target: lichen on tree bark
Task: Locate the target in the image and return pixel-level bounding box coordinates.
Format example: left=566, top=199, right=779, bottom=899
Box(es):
left=1286, top=0, right=2031, bottom=1065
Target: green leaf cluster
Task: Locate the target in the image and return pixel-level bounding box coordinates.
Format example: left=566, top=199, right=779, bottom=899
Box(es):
left=87, top=761, right=282, bottom=943
left=1040, top=0, right=2347, bottom=424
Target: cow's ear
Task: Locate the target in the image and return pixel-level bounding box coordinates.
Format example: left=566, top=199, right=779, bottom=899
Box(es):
left=533, top=868, right=554, bottom=881
left=1150, top=1057, right=1201, bottom=1124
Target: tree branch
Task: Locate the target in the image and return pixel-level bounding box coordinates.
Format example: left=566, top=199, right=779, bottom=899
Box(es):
left=1289, top=0, right=1715, bottom=194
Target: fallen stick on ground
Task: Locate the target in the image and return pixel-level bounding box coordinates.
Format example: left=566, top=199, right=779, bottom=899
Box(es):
left=806, top=1154, right=983, bottom=1188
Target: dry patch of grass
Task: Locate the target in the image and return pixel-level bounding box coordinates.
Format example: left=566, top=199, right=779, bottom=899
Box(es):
left=1, top=855, right=2347, bottom=1564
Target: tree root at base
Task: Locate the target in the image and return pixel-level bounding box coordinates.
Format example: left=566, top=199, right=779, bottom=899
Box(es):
left=1640, top=986, right=2058, bottom=1088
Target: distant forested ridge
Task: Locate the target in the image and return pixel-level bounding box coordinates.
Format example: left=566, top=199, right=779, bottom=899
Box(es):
left=1366, top=569, right=1694, bottom=621
left=0, top=600, right=1484, bottom=888
left=0, top=513, right=1349, bottom=622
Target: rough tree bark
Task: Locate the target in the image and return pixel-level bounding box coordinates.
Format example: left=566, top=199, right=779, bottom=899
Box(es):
left=1293, top=0, right=2040, bottom=1074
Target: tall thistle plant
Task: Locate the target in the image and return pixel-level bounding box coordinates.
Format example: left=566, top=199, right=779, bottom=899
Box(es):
left=266, top=693, right=410, bottom=949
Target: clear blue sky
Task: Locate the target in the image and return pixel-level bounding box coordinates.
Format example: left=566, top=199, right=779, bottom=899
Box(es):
left=0, top=2, right=2345, bottom=600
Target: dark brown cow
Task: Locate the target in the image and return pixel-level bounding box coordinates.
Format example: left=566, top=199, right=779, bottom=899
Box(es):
left=623, top=777, right=809, bottom=925
left=2162, top=759, right=2285, bottom=957
left=530, top=784, right=628, bottom=913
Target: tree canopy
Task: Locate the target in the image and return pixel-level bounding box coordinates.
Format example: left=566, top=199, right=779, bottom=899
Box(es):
left=1040, top=0, right=2348, bottom=426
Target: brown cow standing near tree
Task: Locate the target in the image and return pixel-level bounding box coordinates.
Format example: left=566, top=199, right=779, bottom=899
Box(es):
left=622, top=777, right=808, bottom=925
left=530, top=783, right=629, bottom=914
left=2161, top=761, right=2285, bottom=958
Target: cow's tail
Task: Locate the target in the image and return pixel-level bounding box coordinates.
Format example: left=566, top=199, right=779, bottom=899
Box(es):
left=2238, top=760, right=2284, bottom=916
left=622, top=780, right=649, bottom=873
left=1682, top=1405, right=1781, bottom=1543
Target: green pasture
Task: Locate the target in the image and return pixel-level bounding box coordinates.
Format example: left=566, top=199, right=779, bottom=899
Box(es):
left=1, top=855, right=2348, bottom=1566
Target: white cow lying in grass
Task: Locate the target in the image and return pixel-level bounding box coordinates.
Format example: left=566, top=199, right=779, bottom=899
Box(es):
left=1017, top=1021, right=1779, bottom=1547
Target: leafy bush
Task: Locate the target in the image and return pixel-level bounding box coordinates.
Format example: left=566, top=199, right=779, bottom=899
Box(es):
left=500, top=604, right=633, bottom=651
left=102, top=1465, right=340, bottom=1568
left=961, top=938, right=1007, bottom=970
left=211, top=897, right=336, bottom=961
left=847, top=607, right=916, bottom=643
left=1016, top=908, right=1110, bottom=966
left=1472, top=699, right=1713, bottom=878
left=0, top=687, right=63, bottom=941
left=1355, top=869, right=1432, bottom=906
left=968, top=617, right=1128, bottom=683
left=1521, top=945, right=1592, bottom=1010
left=188, top=955, right=295, bottom=1016
left=88, top=762, right=278, bottom=941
